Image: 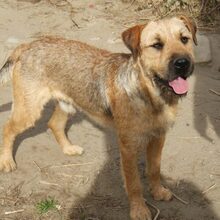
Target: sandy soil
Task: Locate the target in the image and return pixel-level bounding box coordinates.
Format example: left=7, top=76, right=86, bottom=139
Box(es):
left=0, top=1, right=220, bottom=220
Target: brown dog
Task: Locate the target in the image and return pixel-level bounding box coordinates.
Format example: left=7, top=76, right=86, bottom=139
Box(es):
left=0, top=16, right=197, bottom=220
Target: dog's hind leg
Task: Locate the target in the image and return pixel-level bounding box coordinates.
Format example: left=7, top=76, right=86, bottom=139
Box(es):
left=48, top=104, right=83, bottom=156
left=0, top=112, right=30, bottom=172
left=0, top=94, right=50, bottom=172
left=0, top=98, right=48, bottom=172
left=0, top=68, right=51, bottom=172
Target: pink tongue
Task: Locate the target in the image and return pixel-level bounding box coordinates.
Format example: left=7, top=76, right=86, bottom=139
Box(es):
left=168, top=77, right=188, bottom=94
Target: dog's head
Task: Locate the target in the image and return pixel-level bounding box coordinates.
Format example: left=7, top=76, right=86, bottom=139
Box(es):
left=122, top=16, right=197, bottom=95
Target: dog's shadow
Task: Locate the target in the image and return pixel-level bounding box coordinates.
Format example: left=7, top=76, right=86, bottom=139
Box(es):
left=0, top=101, right=83, bottom=157
left=65, top=113, right=218, bottom=219
left=0, top=101, right=218, bottom=220
left=68, top=122, right=219, bottom=220
left=193, top=63, right=220, bottom=142
left=0, top=102, right=12, bottom=113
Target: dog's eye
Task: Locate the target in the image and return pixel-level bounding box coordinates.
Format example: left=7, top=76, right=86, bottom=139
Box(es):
left=181, top=36, right=189, bottom=44
left=151, top=42, right=163, bottom=50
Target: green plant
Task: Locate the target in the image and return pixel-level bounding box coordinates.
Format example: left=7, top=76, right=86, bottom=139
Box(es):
left=36, top=198, right=57, bottom=214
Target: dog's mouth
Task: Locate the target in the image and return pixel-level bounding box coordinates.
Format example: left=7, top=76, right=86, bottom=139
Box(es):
left=154, top=75, right=188, bottom=96
left=168, top=77, right=188, bottom=94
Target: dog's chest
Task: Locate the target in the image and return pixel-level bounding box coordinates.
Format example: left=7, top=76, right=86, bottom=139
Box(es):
left=146, top=104, right=177, bottom=133
left=159, top=105, right=176, bottom=127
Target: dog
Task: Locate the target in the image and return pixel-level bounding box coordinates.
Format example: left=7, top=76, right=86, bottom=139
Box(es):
left=0, top=15, right=197, bottom=220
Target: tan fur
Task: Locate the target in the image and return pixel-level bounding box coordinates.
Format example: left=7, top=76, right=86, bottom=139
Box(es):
left=0, top=16, right=196, bottom=220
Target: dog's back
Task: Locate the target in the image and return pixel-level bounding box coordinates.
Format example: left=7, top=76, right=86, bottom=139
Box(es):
left=0, top=37, right=116, bottom=118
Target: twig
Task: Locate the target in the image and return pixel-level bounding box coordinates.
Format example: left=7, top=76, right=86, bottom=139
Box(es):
left=39, top=180, right=60, bottom=186
left=70, top=16, right=80, bottom=28
left=33, top=161, right=42, bottom=172
left=69, top=4, right=80, bottom=29
left=58, top=173, right=72, bottom=178
left=76, top=176, right=90, bottom=186
left=207, top=4, right=220, bottom=15
left=13, top=198, right=20, bottom=206
left=145, top=200, right=160, bottom=220
left=207, top=76, right=220, bottom=80
left=210, top=173, right=220, bottom=176
left=151, top=0, right=162, bottom=18
left=200, top=0, right=206, bottom=14
left=162, top=7, right=176, bottom=17
left=50, top=162, right=94, bottom=168
left=209, top=115, right=220, bottom=121
left=172, top=192, right=189, bottom=205
left=0, top=197, right=15, bottom=201
left=177, top=136, right=201, bottom=139
left=72, top=204, right=93, bottom=209
left=198, top=26, right=216, bottom=31
left=209, top=89, right=220, bottom=96
left=5, top=209, right=24, bottom=215
left=48, top=0, right=80, bottom=28
left=202, top=183, right=216, bottom=194
left=125, top=0, right=136, bottom=9
left=85, top=217, right=101, bottom=220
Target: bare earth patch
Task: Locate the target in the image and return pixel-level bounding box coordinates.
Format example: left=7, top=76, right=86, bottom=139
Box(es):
left=0, top=1, right=220, bottom=220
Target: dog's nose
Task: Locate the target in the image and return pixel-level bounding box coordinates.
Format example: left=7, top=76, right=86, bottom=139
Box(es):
left=174, top=58, right=190, bottom=71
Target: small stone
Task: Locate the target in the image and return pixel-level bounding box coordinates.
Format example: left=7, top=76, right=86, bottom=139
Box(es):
left=194, top=34, right=212, bottom=63
left=6, top=37, right=20, bottom=44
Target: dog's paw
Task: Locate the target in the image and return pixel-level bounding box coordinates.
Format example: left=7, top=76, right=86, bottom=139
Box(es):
left=130, top=200, right=152, bottom=220
left=0, top=155, right=17, bottom=172
left=151, top=185, right=173, bottom=201
left=63, top=145, right=84, bottom=156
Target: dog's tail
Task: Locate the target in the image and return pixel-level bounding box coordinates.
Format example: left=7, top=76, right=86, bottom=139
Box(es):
left=0, top=43, right=30, bottom=86
left=0, top=58, right=13, bottom=85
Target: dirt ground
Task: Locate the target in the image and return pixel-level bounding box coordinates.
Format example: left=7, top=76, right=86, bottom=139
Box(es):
left=0, top=0, right=220, bottom=220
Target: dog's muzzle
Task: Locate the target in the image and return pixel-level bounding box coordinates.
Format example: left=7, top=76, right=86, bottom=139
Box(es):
left=169, top=55, right=194, bottom=80
left=166, top=55, right=194, bottom=95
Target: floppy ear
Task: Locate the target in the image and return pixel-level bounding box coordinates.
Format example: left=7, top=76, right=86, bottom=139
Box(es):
left=179, top=15, right=197, bottom=45
left=122, top=24, right=145, bottom=60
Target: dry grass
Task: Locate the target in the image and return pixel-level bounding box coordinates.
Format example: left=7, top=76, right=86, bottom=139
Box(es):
left=122, top=0, right=220, bottom=29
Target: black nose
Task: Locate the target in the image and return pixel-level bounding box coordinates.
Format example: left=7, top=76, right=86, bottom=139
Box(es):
left=174, top=58, right=190, bottom=70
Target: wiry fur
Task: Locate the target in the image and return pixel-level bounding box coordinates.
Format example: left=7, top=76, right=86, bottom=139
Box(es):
left=0, top=16, right=197, bottom=220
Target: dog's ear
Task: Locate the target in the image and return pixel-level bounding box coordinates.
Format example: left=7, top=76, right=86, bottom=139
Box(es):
left=179, top=15, right=197, bottom=45
left=122, top=24, right=145, bottom=60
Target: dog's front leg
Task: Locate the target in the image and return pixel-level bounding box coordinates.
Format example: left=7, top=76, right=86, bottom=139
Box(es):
left=146, top=134, right=172, bottom=201
left=120, top=139, right=152, bottom=220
